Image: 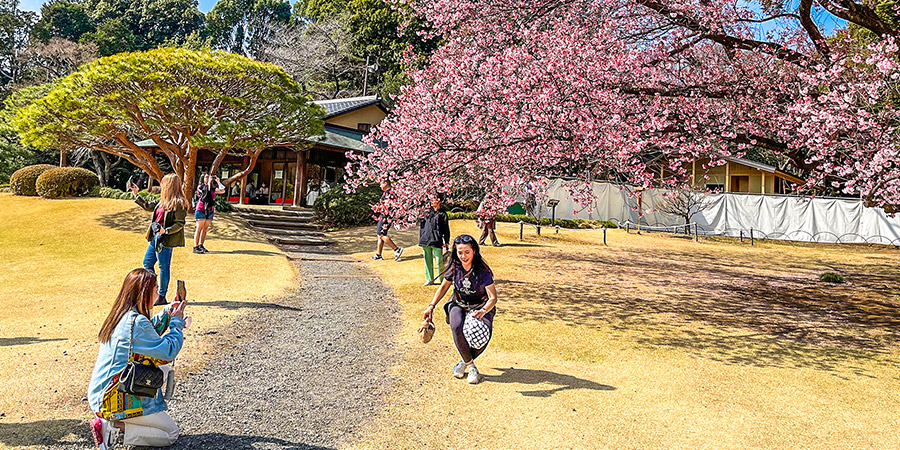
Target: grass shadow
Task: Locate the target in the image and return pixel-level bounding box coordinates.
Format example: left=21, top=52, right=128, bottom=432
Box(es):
left=97, top=208, right=270, bottom=245
left=0, top=337, right=67, bottom=347
left=171, top=433, right=335, bottom=449
left=483, top=367, right=616, bottom=398
left=0, top=419, right=87, bottom=448
left=189, top=300, right=303, bottom=312
left=205, top=249, right=282, bottom=257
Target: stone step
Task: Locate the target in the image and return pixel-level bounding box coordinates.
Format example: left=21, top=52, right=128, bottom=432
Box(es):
left=234, top=206, right=315, bottom=218
left=269, top=236, right=333, bottom=246
left=253, top=227, right=326, bottom=238
left=239, top=212, right=316, bottom=222
left=247, top=219, right=320, bottom=230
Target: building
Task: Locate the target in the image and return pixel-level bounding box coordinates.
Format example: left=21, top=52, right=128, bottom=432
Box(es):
left=138, top=95, right=389, bottom=207
left=658, top=156, right=807, bottom=194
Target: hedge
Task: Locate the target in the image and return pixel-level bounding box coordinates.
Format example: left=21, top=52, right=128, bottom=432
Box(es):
left=10, top=164, right=56, bottom=196
left=314, top=183, right=382, bottom=227
left=447, top=212, right=618, bottom=229
left=0, top=183, right=9, bottom=193
left=36, top=167, right=100, bottom=198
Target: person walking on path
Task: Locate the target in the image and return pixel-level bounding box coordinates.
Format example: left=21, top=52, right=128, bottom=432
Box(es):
left=131, top=174, right=188, bottom=306
left=88, top=268, right=188, bottom=449
left=192, top=174, right=226, bottom=254
left=476, top=200, right=501, bottom=247
left=419, top=196, right=450, bottom=286
left=423, top=234, right=498, bottom=384
left=372, top=180, right=404, bottom=261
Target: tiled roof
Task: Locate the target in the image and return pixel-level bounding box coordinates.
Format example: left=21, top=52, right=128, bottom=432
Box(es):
left=134, top=124, right=373, bottom=153
left=313, top=95, right=386, bottom=118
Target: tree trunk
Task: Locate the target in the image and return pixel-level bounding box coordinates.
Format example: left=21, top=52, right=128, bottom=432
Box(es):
left=59, top=150, right=67, bottom=167
left=90, top=151, right=108, bottom=187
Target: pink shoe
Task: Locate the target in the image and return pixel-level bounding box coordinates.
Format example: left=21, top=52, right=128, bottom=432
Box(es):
left=90, top=418, right=104, bottom=448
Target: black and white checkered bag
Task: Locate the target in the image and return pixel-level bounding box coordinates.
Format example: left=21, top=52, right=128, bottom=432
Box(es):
left=463, top=311, right=491, bottom=349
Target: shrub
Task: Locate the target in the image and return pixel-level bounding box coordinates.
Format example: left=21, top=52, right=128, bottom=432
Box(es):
left=10, top=164, right=56, bottom=196
left=36, top=167, right=100, bottom=198
left=820, top=272, right=845, bottom=283
left=0, top=183, right=9, bottom=193
left=214, top=194, right=234, bottom=213
left=98, top=187, right=124, bottom=198
left=314, top=183, right=382, bottom=227
left=447, top=211, right=618, bottom=229
left=137, top=191, right=160, bottom=203
left=89, top=185, right=101, bottom=197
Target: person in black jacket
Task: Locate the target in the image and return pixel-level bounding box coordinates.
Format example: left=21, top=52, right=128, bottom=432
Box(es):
left=419, top=196, right=451, bottom=286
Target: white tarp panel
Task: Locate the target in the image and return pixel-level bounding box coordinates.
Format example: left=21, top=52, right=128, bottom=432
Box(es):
left=537, top=180, right=900, bottom=245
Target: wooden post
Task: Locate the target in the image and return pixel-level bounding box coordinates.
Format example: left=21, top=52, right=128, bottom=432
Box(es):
left=293, top=150, right=304, bottom=207
left=603, top=227, right=607, bottom=246
left=725, top=161, right=731, bottom=192
left=518, top=221, right=524, bottom=240
left=750, top=228, right=755, bottom=246
left=740, top=230, right=744, bottom=243
left=694, top=223, right=698, bottom=242
left=298, top=150, right=309, bottom=206
left=761, top=171, right=766, bottom=194
left=626, top=223, right=630, bottom=233
left=59, top=149, right=67, bottom=167
left=555, top=226, right=559, bottom=234
left=239, top=176, right=247, bottom=205
left=536, top=225, right=542, bottom=236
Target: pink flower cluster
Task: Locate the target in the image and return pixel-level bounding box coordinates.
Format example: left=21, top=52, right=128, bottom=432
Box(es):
left=349, top=0, right=900, bottom=222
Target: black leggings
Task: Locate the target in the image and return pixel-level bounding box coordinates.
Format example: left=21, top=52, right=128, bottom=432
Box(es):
left=448, top=303, right=495, bottom=363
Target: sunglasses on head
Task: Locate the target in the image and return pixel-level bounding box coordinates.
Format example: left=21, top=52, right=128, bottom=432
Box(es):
left=454, top=235, right=475, bottom=244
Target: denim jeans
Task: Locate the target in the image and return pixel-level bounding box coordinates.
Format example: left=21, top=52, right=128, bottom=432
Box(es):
left=143, top=236, right=173, bottom=297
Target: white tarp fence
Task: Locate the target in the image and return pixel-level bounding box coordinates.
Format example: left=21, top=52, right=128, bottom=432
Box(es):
left=536, top=180, right=900, bottom=245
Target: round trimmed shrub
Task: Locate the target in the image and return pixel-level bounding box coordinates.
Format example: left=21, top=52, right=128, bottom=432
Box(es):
left=35, top=167, right=100, bottom=198
left=314, top=183, right=383, bottom=227
left=10, top=164, right=56, bottom=196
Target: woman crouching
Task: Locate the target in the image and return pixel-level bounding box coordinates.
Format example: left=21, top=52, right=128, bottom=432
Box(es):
left=87, top=268, right=187, bottom=449
left=424, top=234, right=498, bottom=384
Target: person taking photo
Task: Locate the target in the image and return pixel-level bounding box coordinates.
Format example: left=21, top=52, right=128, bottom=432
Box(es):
left=87, top=268, right=187, bottom=449
left=193, top=174, right=226, bottom=254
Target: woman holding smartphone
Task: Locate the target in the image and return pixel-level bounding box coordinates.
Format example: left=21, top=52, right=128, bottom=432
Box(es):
left=88, top=268, right=187, bottom=448
left=193, top=174, right=226, bottom=254
left=131, top=174, right=188, bottom=306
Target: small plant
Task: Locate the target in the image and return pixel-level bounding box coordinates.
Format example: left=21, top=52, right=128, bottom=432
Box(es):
left=820, top=272, right=845, bottom=283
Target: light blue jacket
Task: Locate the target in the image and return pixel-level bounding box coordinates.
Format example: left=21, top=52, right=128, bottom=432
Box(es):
left=87, top=308, right=185, bottom=416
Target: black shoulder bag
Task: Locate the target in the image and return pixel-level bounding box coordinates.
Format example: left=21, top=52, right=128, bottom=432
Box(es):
left=118, top=314, right=165, bottom=398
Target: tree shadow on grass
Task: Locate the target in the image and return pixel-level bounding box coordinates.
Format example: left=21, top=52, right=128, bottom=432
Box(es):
left=483, top=367, right=616, bottom=398
left=0, top=336, right=67, bottom=347
left=97, top=208, right=270, bottom=245
left=189, top=300, right=302, bottom=312
left=205, top=249, right=282, bottom=257
left=499, top=246, right=900, bottom=374
left=169, top=433, right=334, bottom=449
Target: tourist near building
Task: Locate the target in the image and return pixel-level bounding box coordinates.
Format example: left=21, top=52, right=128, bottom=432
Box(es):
left=137, top=95, right=390, bottom=207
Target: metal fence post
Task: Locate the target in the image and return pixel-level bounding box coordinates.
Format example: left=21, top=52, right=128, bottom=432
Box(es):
left=740, top=230, right=744, bottom=243
left=536, top=225, right=542, bottom=236
left=626, top=223, right=630, bottom=234
left=750, top=228, right=755, bottom=246
left=694, top=223, right=698, bottom=242
left=603, top=227, right=608, bottom=246
left=518, top=221, right=524, bottom=241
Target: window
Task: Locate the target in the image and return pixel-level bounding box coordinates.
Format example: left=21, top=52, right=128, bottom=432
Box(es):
left=705, top=184, right=725, bottom=192
left=357, top=123, right=372, bottom=133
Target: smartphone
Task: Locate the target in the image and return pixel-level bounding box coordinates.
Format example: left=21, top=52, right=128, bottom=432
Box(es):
left=176, top=280, right=187, bottom=302
left=126, top=175, right=135, bottom=190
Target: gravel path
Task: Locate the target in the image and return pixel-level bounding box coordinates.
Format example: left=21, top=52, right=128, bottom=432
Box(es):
left=50, top=244, right=399, bottom=450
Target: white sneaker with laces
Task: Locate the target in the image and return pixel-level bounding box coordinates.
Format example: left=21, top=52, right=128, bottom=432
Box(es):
left=453, top=361, right=466, bottom=379
left=394, top=247, right=404, bottom=261
left=467, top=364, right=481, bottom=384
left=102, top=419, right=123, bottom=449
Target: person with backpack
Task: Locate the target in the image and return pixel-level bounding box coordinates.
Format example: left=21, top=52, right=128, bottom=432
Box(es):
left=419, top=195, right=450, bottom=286
left=130, top=174, right=188, bottom=306
left=423, top=234, right=498, bottom=384
left=193, top=174, right=226, bottom=254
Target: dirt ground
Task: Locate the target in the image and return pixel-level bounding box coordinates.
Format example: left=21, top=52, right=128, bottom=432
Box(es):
left=0, top=194, right=295, bottom=450
left=332, top=220, right=900, bottom=450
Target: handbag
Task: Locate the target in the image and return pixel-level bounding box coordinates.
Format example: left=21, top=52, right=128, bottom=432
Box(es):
left=118, top=315, right=165, bottom=398
left=463, top=311, right=491, bottom=349
left=418, top=318, right=435, bottom=343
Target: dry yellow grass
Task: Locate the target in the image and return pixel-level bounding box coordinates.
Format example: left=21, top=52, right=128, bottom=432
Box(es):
left=332, top=220, right=900, bottom=450
left=0, top=194, right=294, bottom=449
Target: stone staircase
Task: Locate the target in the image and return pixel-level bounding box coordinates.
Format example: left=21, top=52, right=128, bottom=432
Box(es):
left=233, top=206, right=331, bottom=246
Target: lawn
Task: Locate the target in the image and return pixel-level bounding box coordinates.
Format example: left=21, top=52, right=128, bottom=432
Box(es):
left=0, top=194, right=295, bottom=449
left=331, top=221, right=900, bottom=450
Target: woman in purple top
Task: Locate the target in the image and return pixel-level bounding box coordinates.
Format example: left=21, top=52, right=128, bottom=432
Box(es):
left=424, top=234, right=498, bottom=384
left=192, top=174, right=225, bottom=254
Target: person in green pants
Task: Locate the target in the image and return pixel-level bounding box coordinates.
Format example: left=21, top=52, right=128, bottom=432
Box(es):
left=418, top=196, right=451, bottom=286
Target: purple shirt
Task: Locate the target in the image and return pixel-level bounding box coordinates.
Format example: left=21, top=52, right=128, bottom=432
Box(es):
left=446, top=265, right=494, bottom=306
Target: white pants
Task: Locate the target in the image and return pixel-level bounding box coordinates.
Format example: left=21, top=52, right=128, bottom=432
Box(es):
left=122, top=411, right=180, bottom=447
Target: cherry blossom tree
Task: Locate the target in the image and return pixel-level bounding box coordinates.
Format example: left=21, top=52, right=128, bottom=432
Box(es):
left=348, top=0, right=900, bottom=222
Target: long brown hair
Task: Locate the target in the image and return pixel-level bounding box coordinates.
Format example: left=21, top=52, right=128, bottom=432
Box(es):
left=98, top=268, right=158, bottom=343
left=159, top=173, right=189, bottom=212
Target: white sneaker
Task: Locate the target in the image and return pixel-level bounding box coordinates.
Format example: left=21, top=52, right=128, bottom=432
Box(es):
left=467, top=364, right=481, bottom=384
left=102, top=419, right=123, bottom=449
left=453, top=361, right=466, bottom=379
left=394, top=247, right=404, bottom=261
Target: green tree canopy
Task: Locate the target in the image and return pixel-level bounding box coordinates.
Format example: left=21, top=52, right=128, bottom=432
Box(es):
left=83, top=0, right=205, bottom=51
left=207, top=0, right=292, bottom=59
left=14, top=47, right=325, bottom=199
left=31, top=0, right=95, bottom=43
